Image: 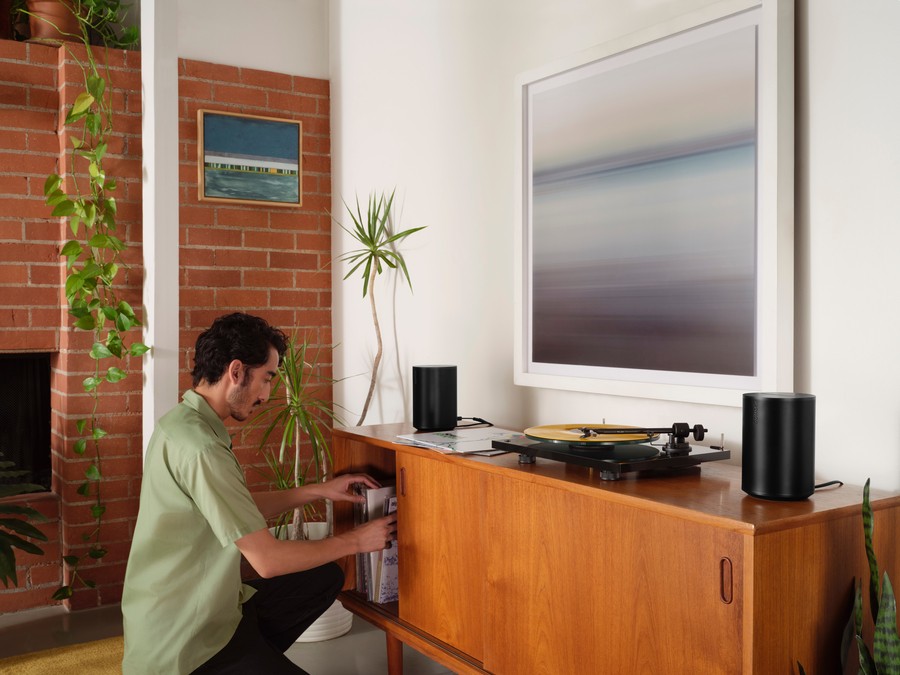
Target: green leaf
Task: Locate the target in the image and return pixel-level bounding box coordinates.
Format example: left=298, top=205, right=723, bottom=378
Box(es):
left=76, top=482, right=90, bottom=497
left=69, top=92, right=95, bottom=117
left=91, top=426, right=107, bottom=440
left=82, top=375, right=102, bottom=392
left=90, top=342, right=113, bottom=359
left=90, top=506, right=106, bottom=520
left=46, top=189, right=70, bottom=206
left=74, top=314, right=96, bottom=331
left=115, top=312, right=134, bottom=332
left=76, top=418, right=87, bottom=434
left=51, top=585, right=73, bottom=600
left=64, top=273, right=85, bottom=300
left=863, top=479, right=880, bottom=623
left=60, top=240, right=82, bottom=258
left=0, top=518, right=47, bottom=542
left=43, top=173, right=62, bottom=196
left=873, top=572, right=900, bottom=672
left=85, top=112, right=101, bottom=136
left=73, top=438, right=87, bottom=456
left=0, top=503, right=44, bottom=518
left=86, top=75, right=105, bottom=100
left=51, top=199, right=76, bottom=217
left=0, top=542, right=19, bottom=588
left=0, top=531, right=44, bottom=556
left=107, top=334, right=124, bottom=358
left=105, top=367, right=126, bottom=383
left=858, top=635, right=879, bottom=674
left=129, top=342, right=150, bottom=357
left=118, top=300, right=136, bottom=319
left=62, top=555, right=79, bottom=567
left=84, top=464, right=101, bottom=481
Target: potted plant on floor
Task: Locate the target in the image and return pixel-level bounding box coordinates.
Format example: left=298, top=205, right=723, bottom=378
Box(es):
left=336, top=189, right=425, bottom=426
left=245, top=335, right=353, bottom=641
left=248, top=335, right=340, bottom=540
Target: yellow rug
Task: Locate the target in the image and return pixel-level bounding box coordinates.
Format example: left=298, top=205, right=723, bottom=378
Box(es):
left=0, top=635, right=123, bottom=674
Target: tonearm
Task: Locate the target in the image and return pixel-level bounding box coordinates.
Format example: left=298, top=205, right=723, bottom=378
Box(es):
left=575, top=423, right=708, bottom=457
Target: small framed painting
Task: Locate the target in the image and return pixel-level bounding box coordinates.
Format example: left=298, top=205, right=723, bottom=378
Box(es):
left=197, top=109, right=302, bottom=207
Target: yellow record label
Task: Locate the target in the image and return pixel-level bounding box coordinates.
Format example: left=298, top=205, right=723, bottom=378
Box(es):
left=524, top=424, right=658, bottom=446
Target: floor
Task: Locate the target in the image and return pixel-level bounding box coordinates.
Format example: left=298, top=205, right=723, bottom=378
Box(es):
left=0, top=603, right=455, bottom=674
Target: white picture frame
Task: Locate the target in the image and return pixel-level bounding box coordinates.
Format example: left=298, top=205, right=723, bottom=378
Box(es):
left=514, top=0, right=794, bottom=407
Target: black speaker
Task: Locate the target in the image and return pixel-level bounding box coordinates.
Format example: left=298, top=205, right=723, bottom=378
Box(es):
left=412, top=365, right=457, bottom=432
left=742, top=392, right=816, bottom=500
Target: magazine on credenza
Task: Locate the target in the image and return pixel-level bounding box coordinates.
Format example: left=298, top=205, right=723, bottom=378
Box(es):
left=375, top=496, right=398, bottom=603
left=353, top=483, right=397, bottom=603
left=396, top=427, right=524, bottom=454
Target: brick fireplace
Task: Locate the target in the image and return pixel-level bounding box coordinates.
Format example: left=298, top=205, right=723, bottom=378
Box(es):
left=0, top=39, right=332, bottom=613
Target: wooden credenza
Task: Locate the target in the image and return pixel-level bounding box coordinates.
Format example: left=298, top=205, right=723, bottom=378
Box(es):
left=332, top=424, right=900, bottom=675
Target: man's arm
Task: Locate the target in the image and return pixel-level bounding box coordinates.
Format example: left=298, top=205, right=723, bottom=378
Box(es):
left=251, top=473, right=380, bottom=520
left=236, top=514, right=397, bottom=578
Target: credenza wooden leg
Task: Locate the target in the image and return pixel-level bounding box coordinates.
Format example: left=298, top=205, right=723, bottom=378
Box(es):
left=386, top=632, right=403, bottom=675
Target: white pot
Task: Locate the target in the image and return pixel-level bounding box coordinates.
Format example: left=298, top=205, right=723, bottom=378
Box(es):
left=296, top=519, right=353, bottom=642
left=296, top=598, right=353, bottom=642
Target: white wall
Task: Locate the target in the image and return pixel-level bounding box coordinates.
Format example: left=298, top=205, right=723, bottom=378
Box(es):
left=171, top=0, right=900, bottom=492
left=330, top=0, right=900, bottom=492
left=175, top=0, right=329, bottom=77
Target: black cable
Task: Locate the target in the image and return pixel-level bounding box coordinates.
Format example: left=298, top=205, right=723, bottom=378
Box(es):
left=814, top=480, right=844, bottom=490
left=455, top=417, right=493, bottom=428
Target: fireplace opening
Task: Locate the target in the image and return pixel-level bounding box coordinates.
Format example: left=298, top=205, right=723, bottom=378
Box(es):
left=0, top=353, right=52, bottom=492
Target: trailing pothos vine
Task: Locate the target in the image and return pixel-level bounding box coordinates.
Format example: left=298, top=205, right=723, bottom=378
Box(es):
left=38, top=6, right=146, bottom=601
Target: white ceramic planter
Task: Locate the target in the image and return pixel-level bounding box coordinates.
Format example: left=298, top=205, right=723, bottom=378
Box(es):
left=296, top=520, right=353, bottom=642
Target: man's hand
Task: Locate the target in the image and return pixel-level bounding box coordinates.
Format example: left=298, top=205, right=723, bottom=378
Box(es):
left=319, top=473, right=381, bottom=503
left=349, top=514, right=398, bottom=554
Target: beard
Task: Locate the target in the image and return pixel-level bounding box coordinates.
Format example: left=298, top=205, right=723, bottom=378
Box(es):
left=227, top=377, right=258, bottom=422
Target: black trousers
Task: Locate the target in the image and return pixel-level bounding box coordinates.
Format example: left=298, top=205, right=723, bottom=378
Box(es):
left=192, top=563, right=344, bottom=674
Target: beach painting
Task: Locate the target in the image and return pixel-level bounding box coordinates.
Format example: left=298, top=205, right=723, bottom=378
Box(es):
left=524, top=17, right=759, bottom=388
left=198, top=110, right=302, bottom=207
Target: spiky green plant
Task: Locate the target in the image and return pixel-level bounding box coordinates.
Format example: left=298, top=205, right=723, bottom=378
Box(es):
left=0, top=461, right=48, bottom=588
left=798, top=479, right=900, bottom=675
left=842, top=479, right=900, bottom=674
left=247, top=336, right=340, bottom=539
left=336, top=189, right=425, bottom=426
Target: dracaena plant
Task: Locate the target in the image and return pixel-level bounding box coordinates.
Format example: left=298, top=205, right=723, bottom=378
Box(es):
left=35, top=2, right=146, bottom=600
left=336, top=189, right=425, bottom=426
left=247, top=336, right=340, bottom=540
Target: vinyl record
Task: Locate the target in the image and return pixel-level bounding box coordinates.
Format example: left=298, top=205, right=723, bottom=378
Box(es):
left=524, top=424, right=658, bottom=446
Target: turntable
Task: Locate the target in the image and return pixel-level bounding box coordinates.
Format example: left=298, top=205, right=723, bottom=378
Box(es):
left=490, top=422, right=730, bottom=480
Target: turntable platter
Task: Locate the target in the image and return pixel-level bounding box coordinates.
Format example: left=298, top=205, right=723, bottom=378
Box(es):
left=524, top=424, right=660, bottom=447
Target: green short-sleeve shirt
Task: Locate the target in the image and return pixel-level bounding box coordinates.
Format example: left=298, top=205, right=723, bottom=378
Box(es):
left=122, top=390, right=267, bottom=674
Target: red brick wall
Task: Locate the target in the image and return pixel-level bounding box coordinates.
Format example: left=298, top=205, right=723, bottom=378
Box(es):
left=177, top=57, right=333, bottom=482
left=0, top=39, right=331, bottom=614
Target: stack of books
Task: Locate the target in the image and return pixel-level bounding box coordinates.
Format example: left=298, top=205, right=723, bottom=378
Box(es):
left=353, top=483, right=398, bottom=603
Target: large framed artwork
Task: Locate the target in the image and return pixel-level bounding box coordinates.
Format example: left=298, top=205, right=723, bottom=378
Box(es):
left=198, top=110, right=302, bottom=207
left=514, top=0, right=794, bottom=406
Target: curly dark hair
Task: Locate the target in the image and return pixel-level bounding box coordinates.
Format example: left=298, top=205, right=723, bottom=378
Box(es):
left=191, top=313, right=288, bottom=387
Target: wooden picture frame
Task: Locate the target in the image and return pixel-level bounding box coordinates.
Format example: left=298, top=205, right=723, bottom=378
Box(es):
left=513, top=0, right=794, bottom=406
left=197, top=109, right=303, bottom=207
